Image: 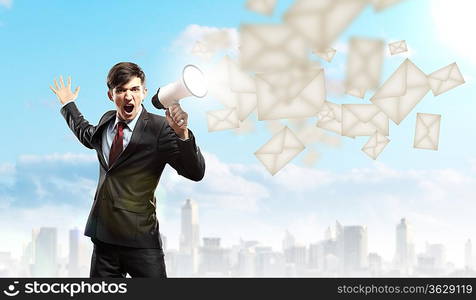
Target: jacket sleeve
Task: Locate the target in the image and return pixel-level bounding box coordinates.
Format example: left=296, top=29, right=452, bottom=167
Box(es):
left=157, top=121, right=206, bottom=182
left=60, top=102, right=96, bottom=149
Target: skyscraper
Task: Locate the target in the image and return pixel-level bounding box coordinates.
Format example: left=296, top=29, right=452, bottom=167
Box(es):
left=395, top=218, right=415, bottom=275
left=282, top=230, right=295, bottom=252
left=199, top=237, right=229, bottom=276
left=32, top=227, right=57, bottom=277
left=179, top=198, right=200, bottom=275
left=180, top=198, right=200, bottom=252
left=342, top=225, right=368, bottom=273
left=68, top=228, right=80, bottom=277
left=465, top=239, right=472, bottom=271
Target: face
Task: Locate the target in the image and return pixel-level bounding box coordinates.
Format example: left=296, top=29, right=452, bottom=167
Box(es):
left=108, top=76, right=147, bottom=121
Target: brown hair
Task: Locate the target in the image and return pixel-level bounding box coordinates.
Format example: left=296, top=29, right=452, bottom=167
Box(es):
left=107, top=62, right=146, bottom=91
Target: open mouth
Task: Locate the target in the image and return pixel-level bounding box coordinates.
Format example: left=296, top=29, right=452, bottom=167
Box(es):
left=124, top=104, right=134, bottom=114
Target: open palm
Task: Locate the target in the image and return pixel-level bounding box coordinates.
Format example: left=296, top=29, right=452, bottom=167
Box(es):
left=50, top=76, right=80, bottom=105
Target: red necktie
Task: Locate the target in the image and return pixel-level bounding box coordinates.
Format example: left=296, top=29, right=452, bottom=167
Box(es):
left=109, top=122, right=125, bottom=167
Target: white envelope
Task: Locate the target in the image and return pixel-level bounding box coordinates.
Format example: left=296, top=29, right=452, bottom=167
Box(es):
left=388, top=40, right=408, bottom=56
left=239, top=24, right=309, bottom=73
left=302, top=149, right=320, bottom=167
left=255, top=68, right=326, bottom=120
left=202, top=30, right=232, bottom=52
left=191, top=41, right=213, bottom=59
left=428, top=62, right=465, bottom=96
left=208, top=86, right=257, bottom=121
left=226, top=56, right=256, bottom=93
left=297, top=125, right=342, bottom=147
left=346, top=37, right=385, bottom=99
left=265, top=120, right=286, bottom=135
left=246, top=0, right=277, bottom=16
left=255, top=126, right=305, bottom=175
left=342, top=104, right=389, bottom=137
left=362, top=131, right=390, bottom=160
left=205, top=57, right=233, bottom=92
left=256, top=64, right=322, bottom=104
left=234, top=119, right=256, bottom=135
left=372, top=0, right=403, bottom=12
left=316, top=101, right=343, bottom=135
left=414, top=113, right=441, bottom=151
left=370, top=59, right=430, bottom=125
left=236, top=92, right=258, bottom=121
left=314, top=48, right=337, bottom=62
left=207, top=108, right=240, bottom=132
left=208, top=84, right=238, bottom=108
left=284, top=0, right=368, bottom=52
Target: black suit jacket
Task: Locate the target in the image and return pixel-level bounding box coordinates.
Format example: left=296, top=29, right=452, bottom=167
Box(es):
left=61, top=102, right=205, bottom=251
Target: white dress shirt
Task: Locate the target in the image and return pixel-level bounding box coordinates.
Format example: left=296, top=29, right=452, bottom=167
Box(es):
left=102, top=106, right=143, bottom=166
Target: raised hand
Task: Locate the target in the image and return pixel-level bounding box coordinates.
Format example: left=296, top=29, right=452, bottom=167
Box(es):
left=50, top=76, right=80, bottom=105
left=166, top=103, right=189, bottom=140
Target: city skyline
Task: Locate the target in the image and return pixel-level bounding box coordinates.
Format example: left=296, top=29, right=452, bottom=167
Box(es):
left=0, top=0, right=475, bottom=277
left=0, top=198, right=474, bottom=277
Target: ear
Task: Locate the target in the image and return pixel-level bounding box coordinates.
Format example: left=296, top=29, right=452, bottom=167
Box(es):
left=107, top=90, right=113, bottom=101
left=143, top=87, right=148, bottom=97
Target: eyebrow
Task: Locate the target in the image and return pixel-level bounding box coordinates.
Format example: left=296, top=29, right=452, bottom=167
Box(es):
left=117, top=86, right=141, bottom=90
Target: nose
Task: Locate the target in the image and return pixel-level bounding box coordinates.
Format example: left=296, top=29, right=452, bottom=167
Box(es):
left=125, top=90, right=133, bottom=100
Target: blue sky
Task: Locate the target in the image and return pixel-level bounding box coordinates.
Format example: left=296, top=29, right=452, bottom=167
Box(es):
left=0, top=0, right=475, bottom=269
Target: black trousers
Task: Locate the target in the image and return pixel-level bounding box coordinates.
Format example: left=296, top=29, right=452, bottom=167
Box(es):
left=89, top=238, right=167, bottom=278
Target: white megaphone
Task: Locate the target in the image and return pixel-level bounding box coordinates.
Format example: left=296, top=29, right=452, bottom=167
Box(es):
left=152, top=64, right=208, bottom=110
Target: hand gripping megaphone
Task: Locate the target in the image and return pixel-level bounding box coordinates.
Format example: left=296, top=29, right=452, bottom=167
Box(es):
left=152, top=64, right=207, bottom=109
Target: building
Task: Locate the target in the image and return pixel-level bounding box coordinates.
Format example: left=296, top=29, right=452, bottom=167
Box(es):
left=199, top=237, right=229, bottom=276
left=179, top=199, right=200, bottom=275
left=32, top=227, right=58, bottom=277
left=465, top=239, right=473, bottom=271
left=395, top=218, right=415, bottom=275
left=342, top=225, right=368, bottom=274
left=68, top=228, right=80, bottom=277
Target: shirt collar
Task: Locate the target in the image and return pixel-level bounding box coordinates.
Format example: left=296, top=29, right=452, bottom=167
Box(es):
left=114, top=105, right=143, bottom=131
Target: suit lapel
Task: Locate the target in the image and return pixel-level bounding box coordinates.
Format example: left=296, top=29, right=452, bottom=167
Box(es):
left=109, top=106, right=149, bottom=170
left=92, top=111, right=116, bottom=170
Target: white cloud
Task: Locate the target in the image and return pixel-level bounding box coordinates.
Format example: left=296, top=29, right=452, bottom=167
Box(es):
left=272, top=164, right=335, bottom=192
left=172, top=24, right=239, bottom=58
left=18, top=153, right=97, bottom=164
left=1, top=151, right=475, bottom=268
left=432, top=0, right=476, bottom=66
left=0, top=162, right=15, bottom=174
left=160, top=152, right=269, bottom=212
left=0, top=0, right=12, bottom=9
left=0, top=162, right=15, bottom=186
left=0, top=203, right=89, bottom=259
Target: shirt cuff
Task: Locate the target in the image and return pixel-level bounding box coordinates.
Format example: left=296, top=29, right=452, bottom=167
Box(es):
left=61, top=100, right=75, bottom=108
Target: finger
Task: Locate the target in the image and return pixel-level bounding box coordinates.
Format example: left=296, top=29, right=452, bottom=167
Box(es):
left=169, top=108, right=179, bottom=120
left=173, top=112, right=183, bottom=124
left=67, top=76, right=72, bottom=87
left=49, top=85, right=57, bottom=94
left=169, top=105, right=178, bottom=115
left=59, top=75, right=65, bottom=88
left=165, top=109, right=173, bottom=122
left=74, top=86, right=80, bottom=97
left=172, top=104, right=183, bottom=113
left=54, top=79, right=60, bottom=90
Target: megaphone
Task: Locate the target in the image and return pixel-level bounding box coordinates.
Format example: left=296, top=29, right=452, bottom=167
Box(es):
left=152, top=64, right=207, bottom=110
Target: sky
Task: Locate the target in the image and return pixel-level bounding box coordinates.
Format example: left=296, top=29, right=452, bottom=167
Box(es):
left=0, top=0, right=475, bottom=269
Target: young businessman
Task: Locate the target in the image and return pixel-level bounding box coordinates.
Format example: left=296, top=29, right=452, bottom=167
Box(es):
left=50, top=62, right=206, bottom=278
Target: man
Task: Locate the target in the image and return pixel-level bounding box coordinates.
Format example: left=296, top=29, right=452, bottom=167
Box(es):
left=50, top=62, right=205, bottom=278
